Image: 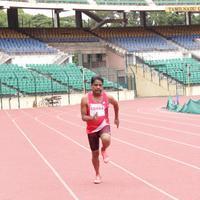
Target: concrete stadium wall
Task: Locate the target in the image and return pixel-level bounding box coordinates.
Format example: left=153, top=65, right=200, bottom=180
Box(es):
left=0, top=90, right=135, bottom=110
left=12, top=55, right=59, bottom=65
left=133, top=65, right=199, bottom=97
left=185, top=85, right=200, bottom=96
left=106, top=49, right=125, bottom=69
left=134, top=65, right=177, bottom=97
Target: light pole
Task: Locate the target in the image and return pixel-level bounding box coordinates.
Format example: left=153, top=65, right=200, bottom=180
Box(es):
left=9, top=97, right=11, bottom=110
left=80, top=67, right=86, bottom=94
left=186, top=64, right=191, bottom=96
left=50, top=76, right=53, bottom=97
left=0, top=79, right=3, bottom=109
left=31, top=73, right=37, bottom=107
left=175, top=67, right=178, bottom=96
left=63, top=71, right=70, bottom=105
left=46, top=73, right=54, bottom=98
left=180, top=66, right=185, bottom=95
left=13, top=73, right=20, bottom=109
left=116, top=70, right=119, bottom=101
left=175, top=67, right=179, bottom=105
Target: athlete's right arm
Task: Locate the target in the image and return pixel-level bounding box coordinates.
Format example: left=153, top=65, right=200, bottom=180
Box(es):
left=81, top=96, right=97, bottom=122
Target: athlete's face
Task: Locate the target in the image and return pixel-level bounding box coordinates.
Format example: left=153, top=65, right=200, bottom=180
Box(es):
left=91, top=79, right=103, bottom=96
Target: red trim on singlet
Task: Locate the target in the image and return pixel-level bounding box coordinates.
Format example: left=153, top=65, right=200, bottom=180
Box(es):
left=86, top=91, right=109, bottom=134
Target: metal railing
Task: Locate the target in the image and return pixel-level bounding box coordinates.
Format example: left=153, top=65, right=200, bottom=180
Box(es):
left=0, top=69, right=132, bottom=109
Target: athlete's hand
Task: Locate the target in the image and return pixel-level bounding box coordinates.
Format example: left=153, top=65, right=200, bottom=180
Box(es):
left=114, top=118, right=119, bottom=128
left=92, top=112, right=98, bottom=121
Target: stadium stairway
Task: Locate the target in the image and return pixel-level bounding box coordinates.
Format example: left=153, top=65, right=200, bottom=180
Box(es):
left=146, top=0, right=155, bottom=6
left=0, top=52, right=12, bottom=64
left=52, top=53, right=72, bottom=65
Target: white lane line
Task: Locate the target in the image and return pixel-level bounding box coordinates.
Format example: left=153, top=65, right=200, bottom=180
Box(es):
left=115, top=125, right=200, bottom=149
left=110, top=161, right=179, bottom=200
left=55, top=115, right=200, bottom=170
left=56, top=113, right=200, bottom=150
left=5, top=111, right=80, bottom=200
left=55, top=107, right=200, bottom=137
left=112, top=137, right=200, bottom=170
left=119, top=118, right=200, bottom=137
left=121, top=112, right=200, bottom=128
left=137, top=107, right=200, bottom=121
left=33, top=115, right=179, bottom=200
left=25, top=108, right=200, bottom=149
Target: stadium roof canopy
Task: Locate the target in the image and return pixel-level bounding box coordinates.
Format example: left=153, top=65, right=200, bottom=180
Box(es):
left=1, top=0, right=200, bottom=13
left=1, top=0, right=200, bottom=32
left=0, top=1, right=175, bottom=12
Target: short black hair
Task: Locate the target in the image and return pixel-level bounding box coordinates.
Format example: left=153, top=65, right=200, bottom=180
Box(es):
left=91, top=75, right=104, bottom=85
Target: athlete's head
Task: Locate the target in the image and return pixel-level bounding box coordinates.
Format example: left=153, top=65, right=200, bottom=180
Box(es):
left=91, top=76, right=104, bottom=96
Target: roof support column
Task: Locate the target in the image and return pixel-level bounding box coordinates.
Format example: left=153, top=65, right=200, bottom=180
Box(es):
left=7, top=8, right=18, bottom=29
left=53, top=9, right=60, bottom=28
left=123, top=12, right=128, bottom=27
left=78, top=52, right=83, bottom=66
left=185, top=12, right=191, bottom=25
left=140, top=11, right=146, bottom=27
left=75, top=10, right=83, bottom=28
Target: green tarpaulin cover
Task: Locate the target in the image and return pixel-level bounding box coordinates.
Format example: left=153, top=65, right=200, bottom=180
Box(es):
left=166, top=96, right=200, bottom=114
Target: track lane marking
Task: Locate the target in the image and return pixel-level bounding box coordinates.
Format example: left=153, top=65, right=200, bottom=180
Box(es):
left=5, top=111, right=80, bottom=200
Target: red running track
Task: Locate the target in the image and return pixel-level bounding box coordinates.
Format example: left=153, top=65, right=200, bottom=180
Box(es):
left=1, top=96, right=200, bottom=200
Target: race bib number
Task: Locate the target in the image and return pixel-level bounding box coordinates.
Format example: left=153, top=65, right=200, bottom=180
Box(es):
left=90, top=104, right=105, bottom=117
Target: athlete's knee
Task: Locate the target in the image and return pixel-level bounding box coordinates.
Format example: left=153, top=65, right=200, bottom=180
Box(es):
left=92, top=150, right=99, bottom=159
left=101, top=133, right=111, bottom=144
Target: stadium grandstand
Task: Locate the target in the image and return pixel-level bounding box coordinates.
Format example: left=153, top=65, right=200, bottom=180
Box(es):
left=0, top=0, right=200, bottom=109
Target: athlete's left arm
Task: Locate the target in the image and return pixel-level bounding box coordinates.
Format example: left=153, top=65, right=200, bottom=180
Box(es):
left=108, top=94, right=119, bottom=128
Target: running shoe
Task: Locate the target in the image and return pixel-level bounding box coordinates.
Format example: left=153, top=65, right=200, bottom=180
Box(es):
left=94, top=175, right=102, bottom=184
left=101, top=149, right=110, bottom=163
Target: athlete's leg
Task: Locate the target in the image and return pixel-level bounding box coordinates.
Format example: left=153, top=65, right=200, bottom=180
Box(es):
left=92, top=150, right=100, bottom=176
left=92, top=150, right=101, bottom=184
left=100, top=133, right=111, bottom=151
left=100, top=133, right=111, bottom=163
left=88, top=133, right=101, bottom=183
left=99, top=125, right=111, bottom=151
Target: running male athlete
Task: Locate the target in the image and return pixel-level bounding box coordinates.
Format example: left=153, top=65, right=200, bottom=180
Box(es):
left=81, top=75, right=119, bottom=184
